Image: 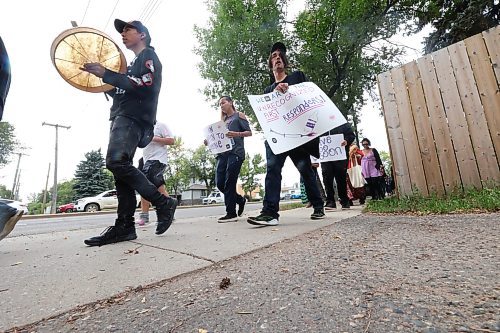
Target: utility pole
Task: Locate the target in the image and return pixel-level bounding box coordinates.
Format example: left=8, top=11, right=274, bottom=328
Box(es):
left=10, top=152, right=29, bottom=200
left=42, top=122, right=70, bottom=214
left=41, top=163, right=51, bottom=215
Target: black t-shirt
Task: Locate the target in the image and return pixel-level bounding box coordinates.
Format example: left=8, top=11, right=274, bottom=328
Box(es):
left=219, top=112, right=251, bottom=160
left=264, top=71, right=320, bottom=158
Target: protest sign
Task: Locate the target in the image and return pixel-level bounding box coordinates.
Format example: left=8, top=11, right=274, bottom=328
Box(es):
left=204, top=121, right=233, bottom=155
left=318, top=134, right=347, bottom=162
left=247, top=82, right=347, bottom=154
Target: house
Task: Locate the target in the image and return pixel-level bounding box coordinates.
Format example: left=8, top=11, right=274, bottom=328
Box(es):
left=181, top=184, right=208, bottom=205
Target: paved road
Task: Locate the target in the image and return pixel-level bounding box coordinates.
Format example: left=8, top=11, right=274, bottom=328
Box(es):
left=10, top=202, right=263, bottom=237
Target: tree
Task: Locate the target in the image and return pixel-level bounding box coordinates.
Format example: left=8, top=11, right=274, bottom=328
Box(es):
left=0, top=184, right=12, bottom=198
left=239, top=153, right=266, bottom=199
left=73, top=149, right=113, bottom=199
left=379, top=150, right=392, bottom=174
left=195, top=0, right=287, bottom=126
left=189, top=145, right=217, bottom=193
left=164, top=137, right=191, bottom=195
left=407, top=0, right=499, bottom=53
left=0, top=122, right=18, bottom=167
left=55, top=179, right=76, bottom=205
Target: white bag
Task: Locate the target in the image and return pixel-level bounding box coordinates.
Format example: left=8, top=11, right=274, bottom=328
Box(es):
left=347, top=158, right=367, bottom=188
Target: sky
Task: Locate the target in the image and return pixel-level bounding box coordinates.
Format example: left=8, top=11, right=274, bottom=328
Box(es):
left=0, top=0, right=427, bottom=203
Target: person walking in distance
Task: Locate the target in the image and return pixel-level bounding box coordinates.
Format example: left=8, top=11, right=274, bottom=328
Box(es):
left=209, top=96, right=252, bottom=223
left=137, top=121, right=174, bottom=226
left=247, top=42, right=325, bottom=226
left=81, top=19, right=177, bottom=246
left=361, top=138, right=384, bottom=200
left=0, top=36, right=24, bottom=241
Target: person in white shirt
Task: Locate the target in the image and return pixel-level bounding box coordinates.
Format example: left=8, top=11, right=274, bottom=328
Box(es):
left=137, top=121, right=174, bottom=226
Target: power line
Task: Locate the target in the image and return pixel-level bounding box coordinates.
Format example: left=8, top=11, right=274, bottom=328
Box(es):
left=104, top=0, right=120, bottom=31
left=139, top=0, right=156, bottom=21
left=143, top=0, right=163, bottom=24
left=80, top=0, right=91, bottom=26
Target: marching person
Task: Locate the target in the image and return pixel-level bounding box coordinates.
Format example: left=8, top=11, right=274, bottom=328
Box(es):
left=136, top=121, right=174, bottom=226
left=0, top=36, right=24, bottom=241
left=81, top=19, right=177, bottom=246
left=361, top=138, right=385, bottom=200
left=211, top=96, right=252, bottom=222
left=247, top=42, right=325, bottom=226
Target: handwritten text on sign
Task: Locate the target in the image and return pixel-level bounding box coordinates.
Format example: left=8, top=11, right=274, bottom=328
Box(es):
left=318, top=134, right=346, bottom=162
left=247, top=82, right=347, bottom=154
left=204, top=121, right=233, bottom=155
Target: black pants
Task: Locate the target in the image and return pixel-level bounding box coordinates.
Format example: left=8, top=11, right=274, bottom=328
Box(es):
left=216, top=154, right=245, bottom=216
left=262, top=141, right=323, bottom=218
left=106, top=116, right=167, bottom=225
left=366, top=176, right=384, bottom=200
left=321, top=159, right=349, bottom=205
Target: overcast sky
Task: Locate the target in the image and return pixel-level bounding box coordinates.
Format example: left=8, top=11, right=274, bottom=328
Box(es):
left=0, top=0, right=426, bottom=202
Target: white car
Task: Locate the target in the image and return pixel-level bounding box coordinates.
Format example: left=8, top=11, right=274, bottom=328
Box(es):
left=202, top=192, right=224, bottom=205
left=0, top=198, right=29, bottom=214
left=74, top=190, right=141, bottom=212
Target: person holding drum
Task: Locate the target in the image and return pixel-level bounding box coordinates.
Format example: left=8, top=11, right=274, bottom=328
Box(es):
left=81, top=19, right=177, bottom=246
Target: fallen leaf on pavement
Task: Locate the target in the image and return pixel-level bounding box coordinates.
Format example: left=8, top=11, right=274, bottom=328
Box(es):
left=141, top=297, right=146, bottom=303
left=236, top=311, right=253, bottom=314
left=11, top=262, right=22, bottom=266
left=219, top=277, right=231, bottom=289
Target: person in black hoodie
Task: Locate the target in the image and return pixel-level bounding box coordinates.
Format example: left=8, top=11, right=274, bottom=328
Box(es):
left=320, top=123, right=356, bottom=210
left=0, top=36, right=24, bottom=241
left=81, top=19, right=177, bottom=246
left=247, top=42, right=325, bottom=227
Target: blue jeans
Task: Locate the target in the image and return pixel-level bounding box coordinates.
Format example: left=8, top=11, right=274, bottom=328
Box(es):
left=106, top=116, right=168, bottom=225
left=216, top=154, right=245, bottom=216
left=262, top=141, right=323, bottom=218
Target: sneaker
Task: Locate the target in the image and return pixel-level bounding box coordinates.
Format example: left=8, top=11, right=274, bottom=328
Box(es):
left=324, top=202, right=336, bottom=211
left=0, top=210, right=23, bottom=241
left=84, top=225, right=137, bottom=247
left=311, top=208, right=326, bottom=220
left=218, top=214, right=238, bottom=223
left=156, top=197, right=178, bottom=235
left=247, top=214, right=278, bottom=226
left=137, top=213, right=150, bottom=227
left=237, top=197, right=246, bottom=217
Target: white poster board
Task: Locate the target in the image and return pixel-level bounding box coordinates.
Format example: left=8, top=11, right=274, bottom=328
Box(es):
left=318, top=134, right=347, bottom=162
left=247, top=82, right=347, bottom=154
left=204, top=121, right=233, bottom=155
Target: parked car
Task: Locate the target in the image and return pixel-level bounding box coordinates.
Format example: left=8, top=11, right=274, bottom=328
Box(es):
left=290, top=193, right=302, bottom=199
left=57, top=203, right=76, bottom=213
left=0, top=198, right=29, bottom=214
left=74, top=190, right=141, bottom=212
left=202, top=192, right=224, bottom=205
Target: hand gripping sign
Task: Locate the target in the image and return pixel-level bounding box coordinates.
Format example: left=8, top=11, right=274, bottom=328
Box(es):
left=204, top=121, right=233, bottom=155
left=247, top=82, right=347, bottom=154
left=318, top=134, right=347, bottom=162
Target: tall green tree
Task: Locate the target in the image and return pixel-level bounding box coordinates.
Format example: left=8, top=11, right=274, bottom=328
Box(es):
left=239, top=153, right=266, bottom=199
left=189, top=145, right=217, bottom=193
left=55, top=179, right=76, bottom=205
left=0, top=184, right=12, bottom=198
left=73, top=149, right=113, bottom=199
left=164, top=137, right=191, bottom=195
left=195, top=0, right=288, bottom=126
left=0, top=122, right=18, bottom=166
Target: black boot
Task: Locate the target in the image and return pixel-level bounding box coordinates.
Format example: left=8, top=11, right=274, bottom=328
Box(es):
left=84, top=223, right=137, bottom=247
left=156, top=196, right=178, bottom=235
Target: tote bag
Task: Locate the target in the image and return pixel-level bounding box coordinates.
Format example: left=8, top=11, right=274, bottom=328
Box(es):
left=347, top=157, right=367, bottom=188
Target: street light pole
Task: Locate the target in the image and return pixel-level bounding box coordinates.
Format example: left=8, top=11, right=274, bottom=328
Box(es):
left=10, top=151, right=29, bottom=200
left=42, top=122, right=70, bottom=214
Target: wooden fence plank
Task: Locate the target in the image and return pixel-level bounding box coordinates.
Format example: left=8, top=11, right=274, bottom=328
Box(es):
left=465, top=34, right=500, bottom=170
left=417, top=55, right=462, bottom=193
left=449, top=41, right=500, bottom=185
left=404, top=61, right=445, bottom=195
left=377, top=71, right=412, bottom=196
left=482, top=25, right=500, bottom=83
left=433, top=47, right=482, bottom=189
left=391, top=66, right=429, bottom=195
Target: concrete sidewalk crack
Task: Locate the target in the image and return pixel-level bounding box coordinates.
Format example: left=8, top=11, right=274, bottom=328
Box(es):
left=129, top=241, right=217, bottom=263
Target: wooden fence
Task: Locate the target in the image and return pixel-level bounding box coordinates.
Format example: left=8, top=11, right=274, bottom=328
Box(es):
left=377, top=25, right=500, bottom=197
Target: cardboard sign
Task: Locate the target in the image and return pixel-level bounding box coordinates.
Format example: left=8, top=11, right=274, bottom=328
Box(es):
left=204, top=121, right=233, bottom=155
left=318, top=134, right=347, bottom=162
left=247, top=82, right=347, bottom=154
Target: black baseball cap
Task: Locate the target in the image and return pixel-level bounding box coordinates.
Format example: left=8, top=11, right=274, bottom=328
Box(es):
left=270, top=42, right=286, bottom=54
left=114, top=19, right=151, bottom=44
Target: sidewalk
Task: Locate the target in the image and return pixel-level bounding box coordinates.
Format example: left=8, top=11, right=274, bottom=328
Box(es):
left=0, top=206, right=361, bottom=331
